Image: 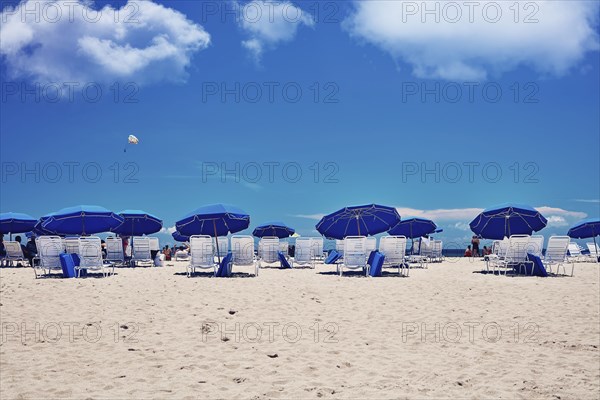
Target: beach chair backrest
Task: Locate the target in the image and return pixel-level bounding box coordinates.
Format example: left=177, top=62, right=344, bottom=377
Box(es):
left=37, top=236, right=62, bottom=269
left=311, top=237, right=324, bottom=259
left=545, top=236, right=570, bottom=262
left=213, top=237, right=228, bottom=257
left=64, top=237, right=80, bottom=254
left=587, top=242, right=599, bottom=257
left=434, top=240, right=443, bottom=257
left=506, top=235, right=530, bottom=262
left=259, top=237, right=279, bottom=263
left=231, top=235, right=254, bottom=265
left=133, top=237, right=151, bottom=261
left=365, top=237, right=377, bottom=253
left=343, top=236, right=367, bottom=268
left=4, top=241, right=24, bottom=259
left=148, top=237, right=160, bottom=251
left=497, top=238, right=510, bottom=257
left=295, top=238, right=313, bottom=263
left=526, top=235, right=544, bottom=257
left=379, top=236, right=407, bottom=264
left=336, top=239, right=345, bottom=256
left=106, top=237, right=124, bottom=262
left=79, top=236, right=103, bottom=269
left=190, top=235, right=214, bottom=267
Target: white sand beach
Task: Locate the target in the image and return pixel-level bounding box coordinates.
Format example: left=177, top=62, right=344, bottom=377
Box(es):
left=1, top=259, right=599, bottom=399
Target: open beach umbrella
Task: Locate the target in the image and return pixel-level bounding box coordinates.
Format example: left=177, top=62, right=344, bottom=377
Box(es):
left=172, top=231, right=190, bottom=242
left=175, top=204, right=250, bottom=263
left=388, top=217, right=437, bottom=238
left=0, top=212, right=37, bottom=239
left=316, top=204, right=401, bottom=240
left=42, top=205, right=124, bottom=236
left=33, top=213, right=59, bottom=236
left=253, top=222, right=295, bottom=238
left=568, top=218, right=600, bottom=258
left=469, top=203, right=547, bottom=240
left=111, top=210, right=163, bottom=236
left=388, top=217, right=437, bottom=255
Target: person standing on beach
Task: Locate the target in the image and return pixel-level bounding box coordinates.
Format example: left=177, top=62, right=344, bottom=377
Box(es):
left=471, top=235, right=480, bottom=257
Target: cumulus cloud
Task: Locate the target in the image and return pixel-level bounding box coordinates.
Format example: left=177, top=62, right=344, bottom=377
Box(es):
left=535, top=206, right=587, bottom=220
left=0, top=0, right=210, bottom=83
left=293, top=213, right=325, bottom=221
left=395, top=207, right=483, bottom=221
left=238, top=0, right=314, bottom=63
left=343, top=0, right=599, bottom=80
left=160, top=226, right=177, bottom=234
left=546, top=216, right=569, bottom=227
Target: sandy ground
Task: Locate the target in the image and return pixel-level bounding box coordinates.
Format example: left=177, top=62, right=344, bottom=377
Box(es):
left=1, top=258, right=598, bottom=399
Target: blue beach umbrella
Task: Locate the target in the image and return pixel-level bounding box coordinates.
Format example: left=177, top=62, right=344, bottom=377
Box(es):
left=469, top=203, right=547, bottom=240
left=0, top=213, right=37, bottom=238
left=111, top=210, right=163, bottom=236
left=175, top=204, right=250, bottom=262
left=253, top=221, right=295, bottom=238
left=568, top=218, right=600, bottom=257
left=316, top=204, right=401, bottom=240
left=42, top=205, right=124, bottom=236
left=172, top=231, right=190, bottom=242
left=388, top=217, right=437, bottom=238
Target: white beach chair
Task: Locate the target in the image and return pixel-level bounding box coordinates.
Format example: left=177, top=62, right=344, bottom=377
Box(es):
left=379, top=236, right=407, bottom=276
left=231, top=235, right=258, bottom=276
left=33, top=236, right=63, bottom=277
left=339, top=236, right=368, bottom=276
left=3, top=241, right=27, bottom=266
left=64, top=237, right=80, bottom=255
left=486, top=238, right=509, bottom=273
left=567, top=242, right=585, bottom=263
left=258, top=237, right=280, bottom=269
left=131, top=237, right=153, bottom=267
left=294, top=237, right=314, bottom=269
left=544, top=236, right=572, bottom=275
left=586, top=242, right=599, bottom=263
left=188, top=235, right=217, bottom=277
left=310, top=237, right=324, bottom=262
left=430, top=240, right=443, bottom=262
left=78, top=236, right=112, bottom=277
left=105, top=237, right=125, bottom=266
left=279, top=241, right=289, bottom=256
left=407, top=238, right=428, bottom=269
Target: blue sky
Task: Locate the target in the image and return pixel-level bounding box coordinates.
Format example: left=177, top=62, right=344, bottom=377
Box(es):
left=1, top=0, right=599, bottom=247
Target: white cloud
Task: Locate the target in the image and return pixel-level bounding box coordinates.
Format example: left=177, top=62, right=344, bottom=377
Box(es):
left=546, top=215, right=568, bottom=227
left=535, top=206, right=587, bottom=219
left=343, top=0, right=599, bottom=80
left=395, top=207, right=483, bottom=221
left=293, top=213, right=325, bottom=221
left=0, top=0, right=210, bottom=84
left=160, top=226, right=177, bottom=234
left=573, top=199, right=600, bottom=203
left=453, top=221, right=471, bottom=231
left=238, top=0, right=314, bottom=62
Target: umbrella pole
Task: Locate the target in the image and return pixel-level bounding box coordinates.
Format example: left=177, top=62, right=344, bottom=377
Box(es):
left=214, top=220, right=221, bottom=265
left=357, top=216, right=361, bottom=236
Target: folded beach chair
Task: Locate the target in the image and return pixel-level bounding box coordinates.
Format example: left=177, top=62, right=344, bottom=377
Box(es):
left=310, top=237, right=324, bottom=262
left=294, top=237, right=315, bottom=269
left=586, top=242, right=599, bottom=263
left=339, top=236, right=368, bottom=276
left=379, top=235, right=408, bottom=275
left=231, top=235, right=258, bottom=276
left=544, top=236, right=572, bottom=275
left=214, top=236, right=228, bottom=258
left=105, top=236, right=125, bottom=266
left=33, top=236, right=63, bottom=277
left=526, top=235, right=544, bottom=258
left=78, top=236, right=113, bottom=277
left=258, top=237, right=280, bottom=269
left=64, top=237, right=80, bottom=255
left=3, top=241, right=27, bottom=267
left=188, top=235, right=217, bottom=277
left=131, top=237, right=153, bottom=267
